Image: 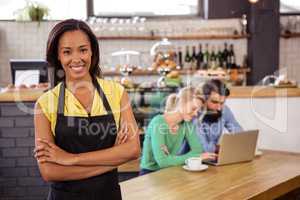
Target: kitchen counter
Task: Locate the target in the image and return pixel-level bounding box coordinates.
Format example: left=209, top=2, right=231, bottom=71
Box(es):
left=0, top=88, right=45, bottom=102
left=229, top=86, right=300, bottom=98
left=0, top=86, right=300, bottom=102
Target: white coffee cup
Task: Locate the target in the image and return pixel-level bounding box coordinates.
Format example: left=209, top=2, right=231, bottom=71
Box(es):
left=185, top=157, right=202, bottom=170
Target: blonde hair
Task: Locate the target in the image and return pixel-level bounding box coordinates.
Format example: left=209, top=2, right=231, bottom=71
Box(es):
left=164, top=86, right=204, bottom=113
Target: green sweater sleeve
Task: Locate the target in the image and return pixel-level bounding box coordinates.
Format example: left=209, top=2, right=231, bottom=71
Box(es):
left=150, top=121, right=202, bottom=169
left=184, top=123, right=203, bottom=157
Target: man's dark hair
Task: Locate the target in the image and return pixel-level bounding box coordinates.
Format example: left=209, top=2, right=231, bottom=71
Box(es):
left=203, top=79, right=230, bottom=100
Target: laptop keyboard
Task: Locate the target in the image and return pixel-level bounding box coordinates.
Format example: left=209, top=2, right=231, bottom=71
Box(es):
left=204, top=158, right=218, bottom=164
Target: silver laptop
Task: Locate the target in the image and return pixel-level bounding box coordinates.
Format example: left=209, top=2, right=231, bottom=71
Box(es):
left=203, top=130, right=259, bottom=166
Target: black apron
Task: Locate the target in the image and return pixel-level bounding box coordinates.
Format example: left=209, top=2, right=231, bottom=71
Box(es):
left=47, top=77, right=122, bottom=200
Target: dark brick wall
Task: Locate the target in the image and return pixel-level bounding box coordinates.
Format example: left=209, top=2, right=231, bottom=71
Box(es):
left=0, top=102, right=49, bottom=200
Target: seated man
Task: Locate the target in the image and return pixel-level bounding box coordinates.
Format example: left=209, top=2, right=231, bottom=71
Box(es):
left=180, top=79, right=243, bottom=154
left=196, top=79, right=243, bottom=153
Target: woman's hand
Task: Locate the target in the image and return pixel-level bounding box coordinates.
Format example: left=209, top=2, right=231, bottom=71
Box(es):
left=201, top=152, right=218, bottom=160
left=114, top=125, right=129, bottom=146
left=34, top=138, right=77, bottom=166
left=160, top=144, right=170, bottom=155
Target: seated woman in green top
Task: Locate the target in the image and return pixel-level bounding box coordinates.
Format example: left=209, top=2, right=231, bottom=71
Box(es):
left=140, top=86, right=217, bottom=175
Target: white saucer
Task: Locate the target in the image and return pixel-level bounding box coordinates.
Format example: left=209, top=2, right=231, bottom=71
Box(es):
left=182, top=164, right=208, bottom=172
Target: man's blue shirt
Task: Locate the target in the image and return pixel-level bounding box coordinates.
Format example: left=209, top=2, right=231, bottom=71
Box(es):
left=180, top=105, right=243, bottom=153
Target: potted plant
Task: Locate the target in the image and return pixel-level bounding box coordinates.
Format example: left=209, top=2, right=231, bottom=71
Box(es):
left=27, top=2, right=49, bottom=22
left=15, top=1, right=49, bottom=23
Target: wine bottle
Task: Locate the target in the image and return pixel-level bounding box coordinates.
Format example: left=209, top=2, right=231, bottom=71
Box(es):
left=196, top=44, right=204, bottom=69
left=216, top=46, right=223, bottom=68
left=191, top=46, right=197, bottom=70
left=210, top=45, right=217, bottom=70
left=177, top=47, right=183, bottom=69
left=222, top=43, right=229, bottom=69
left=184, top=46, right=192, bottom=69
left=229, top=44, right=236, bottom=68
left=203, top=44, right=210, bottom=69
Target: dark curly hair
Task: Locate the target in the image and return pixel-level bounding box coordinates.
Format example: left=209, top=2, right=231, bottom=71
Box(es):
left=203, top=79, right=230, bottom=100
left=46, top=19, right=101, bottom=84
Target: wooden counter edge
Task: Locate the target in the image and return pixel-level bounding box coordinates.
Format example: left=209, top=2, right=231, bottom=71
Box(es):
left=251, top=149, right=300, bottom=199
left=0, top=90, right=45, bottom=102
left=118, top=158, right=140, bottom=173
left=1, top=86, right=300, bottom=102
left=229, top=86, right=300, bottom=98
left=250, top=175, right=300, bottom=200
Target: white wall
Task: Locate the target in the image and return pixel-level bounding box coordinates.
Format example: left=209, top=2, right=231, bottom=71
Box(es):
left=280, top=37, right=300, bottom=84
left=227, top=96, right=300, bottom=153
left=0, top=21, right=57, bottom=86
left=279, top=16, right=300, bottom=84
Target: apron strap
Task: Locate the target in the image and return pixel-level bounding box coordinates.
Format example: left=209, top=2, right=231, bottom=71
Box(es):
left=58, top=82, right=65, bottom=115
left=92, top=77, right=114, bottom=116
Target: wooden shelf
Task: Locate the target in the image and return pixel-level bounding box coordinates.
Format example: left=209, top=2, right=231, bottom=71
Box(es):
left=128, top=87, right=178, bottom=93
left=103, top=69, right=158, bottom=76
left=281, top=33, right=300, bottom=39
left=102, top=68, right=251, bottom=76
left=97, top=34, right=249, bottom=41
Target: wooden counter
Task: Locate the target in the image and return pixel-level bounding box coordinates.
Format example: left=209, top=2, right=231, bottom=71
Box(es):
left=230, top=86, right=300, bottom=98
left=118, top=158, right=140, bottom=172
left=0, top=86, right=300, bottom=102
left=0, top=89, right=45, bottom=102
left=120, top=150, right=300, bottom=200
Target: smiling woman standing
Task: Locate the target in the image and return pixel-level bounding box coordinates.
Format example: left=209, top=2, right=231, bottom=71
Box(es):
left=34, top=19, right=140, bottom=200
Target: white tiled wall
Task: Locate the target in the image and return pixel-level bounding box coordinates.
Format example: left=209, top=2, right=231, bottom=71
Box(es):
left=0, top=18, right=299, bottom=87
left=0, top=21, right=57, bottom=86
left=280, top=38, right=300, bottom=83
left=279, top=16, right=300, bottom=83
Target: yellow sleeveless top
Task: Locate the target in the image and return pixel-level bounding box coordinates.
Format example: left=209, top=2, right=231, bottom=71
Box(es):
left=36, top=78, right=124, bottom=135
